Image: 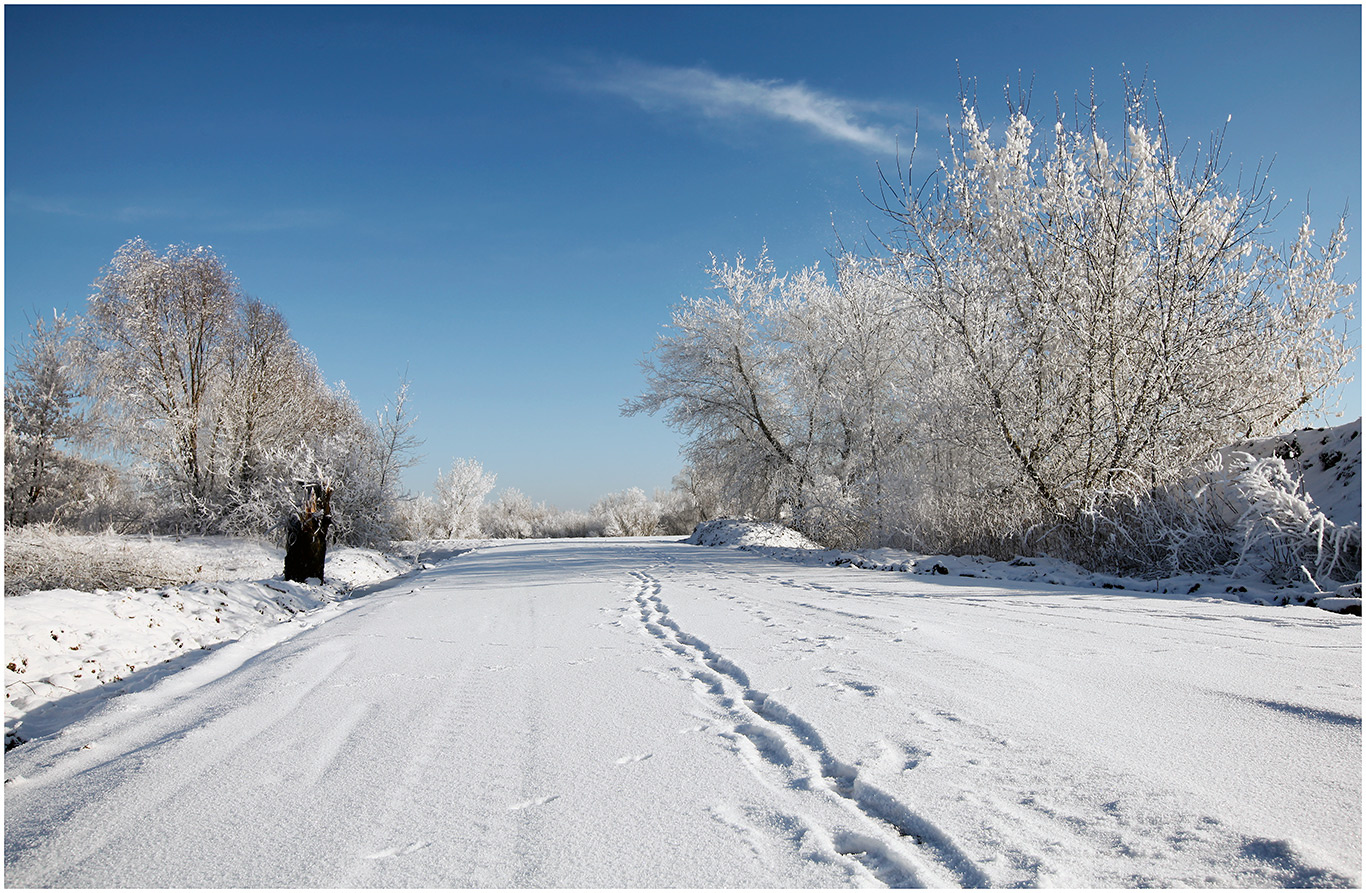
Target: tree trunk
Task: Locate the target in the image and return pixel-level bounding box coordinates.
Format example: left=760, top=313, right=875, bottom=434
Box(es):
left=284, top=483, right=332, bottom=583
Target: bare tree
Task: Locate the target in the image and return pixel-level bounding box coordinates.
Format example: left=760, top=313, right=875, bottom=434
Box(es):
left=374, top=375, right=424, bottom=502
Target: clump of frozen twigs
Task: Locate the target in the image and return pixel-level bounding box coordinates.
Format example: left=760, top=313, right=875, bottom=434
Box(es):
left=4, top=525, right=201, bottom=597
left=1044, top=453, right=1361, bottom=588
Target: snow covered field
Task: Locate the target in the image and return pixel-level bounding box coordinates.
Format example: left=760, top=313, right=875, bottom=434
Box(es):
left=4, top=536, right=418, bottom=750
left=5, top=536, right=1359, bottom=887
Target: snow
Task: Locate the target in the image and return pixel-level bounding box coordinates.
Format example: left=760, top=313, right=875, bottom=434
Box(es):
left=5, top=537, right=415, bottom=749
left=4, top=537, right=1359, bottom=887
left=687, top=519, right=1360, bottom=613
left=1220, top=419, right=1362, bottom=529
left=686, top=517, right=826, bottom=550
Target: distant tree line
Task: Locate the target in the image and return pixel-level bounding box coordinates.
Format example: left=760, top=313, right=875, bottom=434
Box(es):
left=624, top=75, right=1358, bottom=577
left=394, top=458, right=702, bottom=541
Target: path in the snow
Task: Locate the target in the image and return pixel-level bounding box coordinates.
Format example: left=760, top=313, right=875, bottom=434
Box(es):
left=5, top=538, right=1360, bottom=887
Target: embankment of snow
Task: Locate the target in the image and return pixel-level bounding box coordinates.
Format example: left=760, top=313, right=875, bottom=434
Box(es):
left=685, top=518, right=824, bottom=550
left=1221, top=420, right=1361, bottom=529
left=4, top=538, right=414, bottom=749
left=687, top=519, right=1361, bottom=615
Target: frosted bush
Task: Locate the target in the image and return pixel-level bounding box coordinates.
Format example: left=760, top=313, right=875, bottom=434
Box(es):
left=436, top=458, right=496, bottom=538
left=592, top=488, right=662, bottom=537
left=1208, top=453, right=1360, bottom=585
left=480, top=489, right=541, bottom=539
left=1052, top=452, right=1360, bottom=586
left=4, top=526, right=199, bottom=597
left=789, top=475, right=867, bottom=551
left=391, top=494, right=442, bottom=540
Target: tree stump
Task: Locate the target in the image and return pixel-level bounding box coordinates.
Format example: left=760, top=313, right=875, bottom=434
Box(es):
left=284, top=482, right=332, bottom=583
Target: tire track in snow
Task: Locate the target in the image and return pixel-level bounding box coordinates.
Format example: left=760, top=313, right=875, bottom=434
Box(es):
left=4, top=636, right=358, bottom=887
left=629, top=570, right=991, bottom=889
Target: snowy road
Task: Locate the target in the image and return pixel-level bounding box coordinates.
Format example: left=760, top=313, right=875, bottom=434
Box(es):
left=5, top=538, right=1360, bottom=887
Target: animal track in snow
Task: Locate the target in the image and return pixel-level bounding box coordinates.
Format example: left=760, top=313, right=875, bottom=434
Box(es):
left=818, top=666, right=880, bottom=698
left=362, top=841, right=430, bottom=860
left=628, top=570, right=989, bottom=889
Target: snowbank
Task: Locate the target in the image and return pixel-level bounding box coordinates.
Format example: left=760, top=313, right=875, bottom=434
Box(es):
left=4, top=537, right=414, bottom=749
left=685, top=518, right=824, bottom=550
left=687, top=518, right=1361, bottom=615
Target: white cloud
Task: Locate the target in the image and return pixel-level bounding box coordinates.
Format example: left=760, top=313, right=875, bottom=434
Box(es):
left=576, top=60, right=901, bottom=155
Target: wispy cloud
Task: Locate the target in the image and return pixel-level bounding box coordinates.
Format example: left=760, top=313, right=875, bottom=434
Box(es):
left=7, top=193, right=178, bottom=224
left=7, top=193, right=341, bottom=232
left=569, top=60, right=903, bottom=155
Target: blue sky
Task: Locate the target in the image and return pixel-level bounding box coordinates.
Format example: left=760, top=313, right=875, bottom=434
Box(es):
left=6, top=5, right=1361, bottom=510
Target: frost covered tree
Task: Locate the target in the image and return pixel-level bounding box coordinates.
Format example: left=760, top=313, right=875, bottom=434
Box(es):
left=624, top=249, right=804, bottom=523
left=656, top=482, right=705, bottom=535
left=82, top=239, right=245, bottom=524
left=289, top=382, right=397, bottom=546
left=669, top=466, right=720, bottom=526
left=592, top=487, right=662, bottom=536
left=435, top=458, right=497, bottom=538
left=624, top=250, right=921, bottom=546
left=874, top=75, right=1356, bottom=531
left=630, top=74, right=1356, bottom=559
left=4, top=313, right=95, bottom=526
left=78, top=239, right=414, bottom=544
left=215, top=299, right=324, bottom=528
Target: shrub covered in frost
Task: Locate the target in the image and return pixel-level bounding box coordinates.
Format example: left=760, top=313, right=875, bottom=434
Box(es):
left=1045, top=451, right=1360, bottom=586
left=3, top=525, right=201, bottom=597
left=592, top=487, right=661, bottom=537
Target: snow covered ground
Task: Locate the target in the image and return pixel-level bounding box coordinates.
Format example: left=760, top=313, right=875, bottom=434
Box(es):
left=5, top=536, right=1359, bottom=887
left=689, top=517, right=1363, bottom=612
left=4, top=535, right=419, bottom=749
